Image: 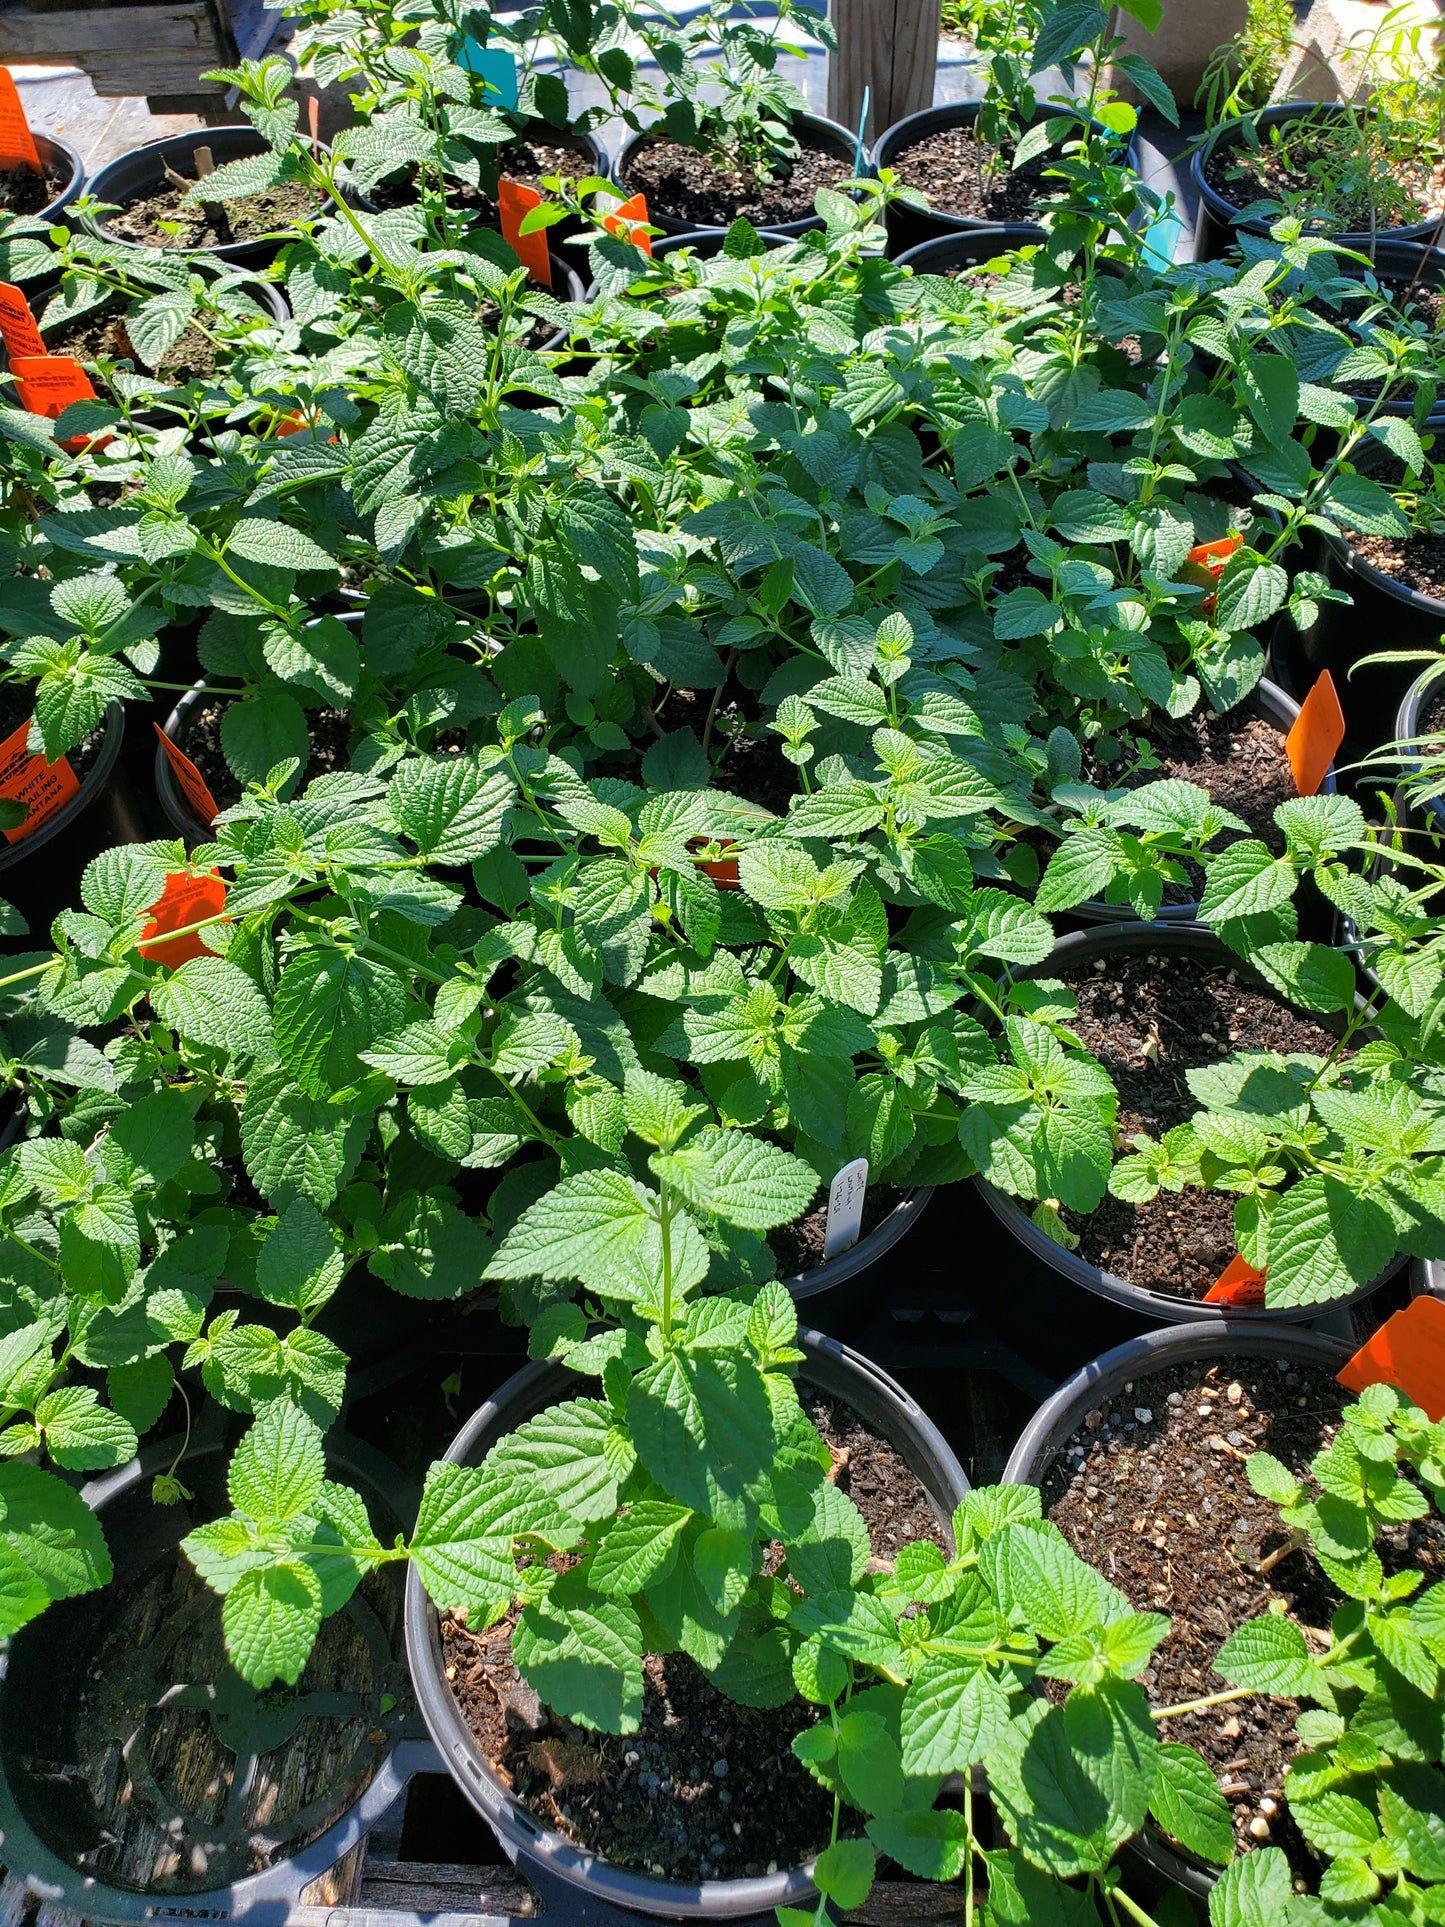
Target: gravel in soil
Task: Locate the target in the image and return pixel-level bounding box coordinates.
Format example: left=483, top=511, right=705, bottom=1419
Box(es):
left=174, top=699, right=352, bottom=814
left=1057, top=949, right=1343, bottom=1297
left=768, top=1181, right=902, bottom=1278
left=107, top=176, right=316, bottom=250
left=1045, top=1357, right=1445, bottom=1873
left=0, top=157, right=69, bottom=217
left=622, top=132, right=848, bottom=227
left=0, top=681, right=105, bottom=785
left=440, top=1387, right=945, bottom=1880
left=41, top=293, right=227, bottom=383
left=1350, top=527, right=1445, bottom=603
left=1204, top=131, right=1445, bottom=230
left=890, top=124, right=1052, bottom=223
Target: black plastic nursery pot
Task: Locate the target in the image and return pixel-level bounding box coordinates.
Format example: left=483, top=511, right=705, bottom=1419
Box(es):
left=1191, top=103, right=1445, bottom=265
left=1293, top=238, right=1445, bottom=426
left=1002, top=1318, right=1356, bottom=1897
left=0, top=1421, right=429, bottom=1922
left=893, top=224, right=1049, bottom=276
left=86, top=127, right=331, bottom=270
left=404, top=1329, right=969, bottom=1921
left=1269, top=469, right=1443, bottom=760
left=875, top=103, right=1047, bottom=258
left=969, top=921, right=1403, bottom=1382
left=1068, top=678, right=1329, bottom=927
left=3, top=132, right=84, bottom=224
left=5, top=269, right=290, bottom=387
left=614, top=113, right=863, bottom=239
left=783, top=1186, right=933, bottom=1340
left=1391, top=664, right=1445, bottom=837
left=0, top=697, right=144, bottom=938
left=873, top=103, right=1132, bottom=260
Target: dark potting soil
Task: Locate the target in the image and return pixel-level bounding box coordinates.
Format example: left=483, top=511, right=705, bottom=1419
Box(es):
left=440, top=1387, right=942, bottom=1881
left=0, top=681, right=106, bottom=784
left=41, top=293, right=226, bottom=383
left=1045, top=1356, right=1445, bottom=1871
left=889, top=124, right=1052, bottom=223
left=715, top=723, right=796, bottom=816
left=0, top=156, right=69, bottom=216
left=622, top=132, right=848, bottom=227
left=176, top=699, right=352, bottom=813
left=1204, top=129, right=1445, bottom=230
left=1057, top=949, right=1342, bottom=1298
left=106, top=175, right=316, bottom=250
left=1351, top=526, right=1445, bottom=602
left=365, top=136, right=595, bottom=215
left=768, top=1182, right=902, bottom=1278
left=802, top=1387, right=948, bottom=1556
left=1087, top=697, right=1294, bottom=905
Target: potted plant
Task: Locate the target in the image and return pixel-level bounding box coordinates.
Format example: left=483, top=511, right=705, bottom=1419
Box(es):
left=611, top=0, right=858, bottom=237
left=1192, top=99, right=1445, bottom=263
left=1006, top=1322, right=1445, bottom=1911
left=0, top=130, right=84, bottom=226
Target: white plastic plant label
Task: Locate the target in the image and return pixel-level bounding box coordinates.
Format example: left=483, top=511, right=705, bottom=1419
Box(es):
left=823, top=1158, right=869, bottom=1260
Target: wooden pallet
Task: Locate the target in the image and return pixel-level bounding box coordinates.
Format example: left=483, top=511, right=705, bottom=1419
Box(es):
left=0, top=0, right=279, bottom=114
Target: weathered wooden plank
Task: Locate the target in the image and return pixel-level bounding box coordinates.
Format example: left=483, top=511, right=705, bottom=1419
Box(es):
left=0, top=1871, right=33, bottom=1927
left=827, top=0, right=941, bottom=148
left=358, top=1860, right=538, bottom=1915
left=0, top=4, right=218, bottom=55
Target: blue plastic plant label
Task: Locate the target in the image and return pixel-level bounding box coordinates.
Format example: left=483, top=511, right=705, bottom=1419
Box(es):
left=457, top=41, right=518, bottom=108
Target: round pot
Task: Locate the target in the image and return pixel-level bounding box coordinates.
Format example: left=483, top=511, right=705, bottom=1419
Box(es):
left=86, top=128, right=332, bottom=270
left=0, top=1421, right=427, bottom=1923
left=1291, top=238, right=1445, bottom=424
left=1065, top=679, right=1331, bottom=925
left=1390, top=662, right=1445, bottom=836
left=970, top=921, right=1404, bottom=1378
left=4, top=131, right=84, bottom=225
left=874, top=102, right=1051, bottom=258
left=1191, top=103, right=1445, bottom=264
left=0, top=697, right=143, bottom=936
left=6, top=268, right=289, bottom=384
left=614, top=113, right=863, bottom=239
left=893, top=224, right=1047, bottom=276
left=1269, top=443, right=1438, bottom=755
left=1002, top=1317, right=1355, bottom=1896
left=404, top=1328, right=969, bottom=1920
left=783, top=1186, right=933, bottom=1339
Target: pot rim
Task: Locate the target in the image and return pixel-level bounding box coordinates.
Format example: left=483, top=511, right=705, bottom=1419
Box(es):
left=0, top=695, right=125, bottom=873
left=1068, top=677, right=1328, bottom=923
left=972, top=919, right=1402, bottom=1322
left=1002, top=1317, right=1357, bottom=1894
left=614, top=112, right=868, bottom=237
left=402, top=1328, right=969, bottom=1919
left=1190, top=101, right=1445, bottom=246
left=83, top=126, right=342, bottom=258
left=0, top=1423, right=428, bottom=1923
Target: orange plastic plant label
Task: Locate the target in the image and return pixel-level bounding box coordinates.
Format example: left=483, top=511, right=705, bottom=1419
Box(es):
left=1203, top=1253, right=1267, bottom=1307
left=8, top=354, right=105, bottom=453
left=1186, top=530, right=1244, bottom=575
left=0, top=70, right=41, bottom=174
left=1285, top=670, right=1346, bottom=798
left=604, top=191, right=652, bottom=255
left=1337, top=1295, right=1445, bottom=1422
left=0, top=281, right=44, bottom=361
left=0, top=718, right=78, bottom=844
left=139, top=869, right=228, bottom=967
left=686, top=835, right=740, bottom=888
left=497, top=178, right=552, bottom=288
left=153, top=722, right=220, bottom=826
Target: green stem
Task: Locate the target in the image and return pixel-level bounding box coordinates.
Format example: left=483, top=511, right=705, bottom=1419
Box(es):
left=1151, top=1684, right=1254, bottom=1721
